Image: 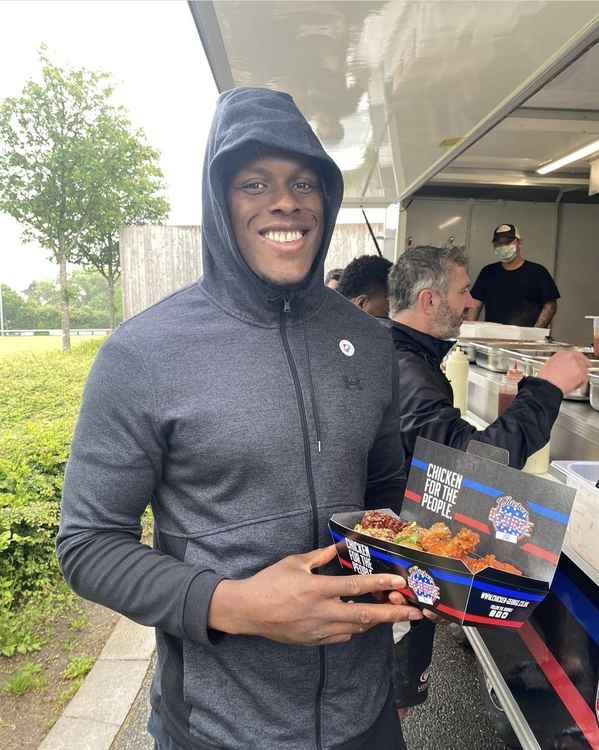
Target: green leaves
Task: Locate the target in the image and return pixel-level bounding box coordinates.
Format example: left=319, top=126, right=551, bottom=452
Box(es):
left=0, top=47, right=169, bottom=346
left=0, top=339, right=102, bottom=613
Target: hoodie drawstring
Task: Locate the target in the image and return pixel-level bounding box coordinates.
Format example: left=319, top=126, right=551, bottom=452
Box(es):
left=302, top=321, right=322, bottom=454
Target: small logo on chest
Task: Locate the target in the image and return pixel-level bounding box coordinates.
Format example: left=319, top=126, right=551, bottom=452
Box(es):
left=339, top=339, right=355, bottom=357
left=343, top=375, right=363, bottom=391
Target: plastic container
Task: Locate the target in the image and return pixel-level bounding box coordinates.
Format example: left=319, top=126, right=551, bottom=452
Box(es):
left=586, top=316, right=599, bottom=356
left=445, top=346, right=469, bottom=414
left=497, top=364, right=523, bottom=416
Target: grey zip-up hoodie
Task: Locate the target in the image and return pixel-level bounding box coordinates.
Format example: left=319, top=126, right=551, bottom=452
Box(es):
left=57, top=88, right=406, bottom=750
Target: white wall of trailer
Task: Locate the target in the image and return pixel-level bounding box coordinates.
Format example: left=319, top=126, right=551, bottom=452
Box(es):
left=402, top=197, right=599, bottom=346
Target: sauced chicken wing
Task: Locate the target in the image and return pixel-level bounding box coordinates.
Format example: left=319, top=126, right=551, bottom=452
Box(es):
left=465, top=554, right=522, bottom=576
left=418, top=523, right=479, bottom=558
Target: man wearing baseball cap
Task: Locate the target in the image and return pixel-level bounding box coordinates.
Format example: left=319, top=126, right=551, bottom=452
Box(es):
left=466, top=223, right=560, bottom=328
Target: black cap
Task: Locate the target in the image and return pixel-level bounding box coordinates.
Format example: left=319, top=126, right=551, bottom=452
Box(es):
left=492, top=224, right=520, bottom=243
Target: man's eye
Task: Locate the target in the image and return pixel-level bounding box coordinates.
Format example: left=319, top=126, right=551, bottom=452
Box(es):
left=294, top=181, right=317, bottom=193
left=241, top=181, right=266, bottom=192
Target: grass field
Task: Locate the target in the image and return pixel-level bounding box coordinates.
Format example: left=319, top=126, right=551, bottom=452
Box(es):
left=0, top=335, right=104, bottom=359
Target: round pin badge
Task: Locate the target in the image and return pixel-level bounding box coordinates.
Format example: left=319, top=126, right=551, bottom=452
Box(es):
left=339, top=339, right=355, bottom=357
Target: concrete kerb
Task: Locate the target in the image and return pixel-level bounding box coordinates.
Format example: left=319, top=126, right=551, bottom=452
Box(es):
left=39, top=616, right=156, bottom=750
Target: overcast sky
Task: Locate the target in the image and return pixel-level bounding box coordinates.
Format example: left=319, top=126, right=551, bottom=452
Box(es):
left=0, top=0, right=383, bottom=292
left=0, top=0, right=218, bottom=291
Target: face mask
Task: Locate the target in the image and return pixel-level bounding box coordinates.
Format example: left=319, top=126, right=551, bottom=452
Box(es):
left=494, top=243, right=517, bottom=262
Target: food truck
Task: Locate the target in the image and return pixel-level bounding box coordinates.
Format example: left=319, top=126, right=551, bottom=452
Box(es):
left=188, top=2, right=599, bottom=747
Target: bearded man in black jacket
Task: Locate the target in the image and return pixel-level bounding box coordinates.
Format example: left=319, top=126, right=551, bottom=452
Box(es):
left=388, top=244, right=588, bottom=712
left=388, top=244, right=588, bottom=477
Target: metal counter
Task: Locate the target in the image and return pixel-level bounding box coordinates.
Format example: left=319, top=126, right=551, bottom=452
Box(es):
left=467, top=364, right=599, bottom=461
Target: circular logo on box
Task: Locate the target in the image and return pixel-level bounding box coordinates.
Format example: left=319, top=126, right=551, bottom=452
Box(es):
left=407, top=566, right=440, bottom=606
left=489, top=496, right=534, bottom=544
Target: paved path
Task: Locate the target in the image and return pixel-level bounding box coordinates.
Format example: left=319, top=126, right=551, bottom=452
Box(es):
left=38, top=618, right=155, bottom=750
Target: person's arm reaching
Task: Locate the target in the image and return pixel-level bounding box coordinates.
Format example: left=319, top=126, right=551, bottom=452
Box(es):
left=400, top=350, right=588, bottom=470
left=535, top=299, right=557, bottom=328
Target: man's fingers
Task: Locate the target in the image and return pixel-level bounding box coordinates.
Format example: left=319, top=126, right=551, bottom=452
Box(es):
left=329, top=572, right=407, bottom=598
left=302, top=543, right=339, bottom=570
left=342, top=601, right=423, bottom=625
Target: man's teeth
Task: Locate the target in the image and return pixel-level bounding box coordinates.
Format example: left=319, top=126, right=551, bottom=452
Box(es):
left=263, top=230, right=303, bottom=243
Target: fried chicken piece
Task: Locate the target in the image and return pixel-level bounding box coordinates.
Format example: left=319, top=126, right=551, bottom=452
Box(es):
left=465, top=554, right=522, bottom=576
left=419, top=524, right=479, bottom=559
left=418, top=522, right=451, bottom=548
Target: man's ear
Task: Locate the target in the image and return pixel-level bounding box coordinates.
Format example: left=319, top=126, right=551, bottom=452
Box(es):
left=416, top=288, right=435, bottom=316
left=353, top=294, right=369, bottom=311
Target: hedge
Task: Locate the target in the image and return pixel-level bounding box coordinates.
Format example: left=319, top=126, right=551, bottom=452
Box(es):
left=0, top=339, right=104, bottom=611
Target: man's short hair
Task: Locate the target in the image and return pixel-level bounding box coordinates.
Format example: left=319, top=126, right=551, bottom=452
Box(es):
left=388, top=245, right=468, bottom=314
left=337, top=255, right=392, bottom=299
left=325, top=268, right=344, bottom=285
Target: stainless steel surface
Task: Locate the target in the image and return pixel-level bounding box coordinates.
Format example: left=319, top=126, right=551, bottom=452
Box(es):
left=533, top=364, right=599, bottom=401
left=500, top=345, right=573, bottom=358
left=467, top=364, right=599, bottom=461
left=192, top=1, right=599, bottom=204
left=461, top=342, right=476, bottom=363
left=501, top=347, right=599, bottom=400
left=463, top=628, right=542, bottom=750
left=473, top=343, right=511, bottom=373
left=472, top=341, right=572, bottom=374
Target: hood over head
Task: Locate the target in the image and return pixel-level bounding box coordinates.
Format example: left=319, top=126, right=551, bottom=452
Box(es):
left=200, top=87, right=344, bottom=326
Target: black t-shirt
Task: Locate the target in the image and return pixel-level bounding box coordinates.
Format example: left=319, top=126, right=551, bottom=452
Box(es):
left=470, top=260, right=560, bottom=326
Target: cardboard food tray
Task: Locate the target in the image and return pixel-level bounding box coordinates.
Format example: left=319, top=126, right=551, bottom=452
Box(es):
left=329, top=438, right=576, bottom=629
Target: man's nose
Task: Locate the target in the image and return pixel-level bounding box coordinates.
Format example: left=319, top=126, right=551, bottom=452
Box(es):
left=269, top=186, right=300, bottom=213
left=465, top=291, right=476, bottom=308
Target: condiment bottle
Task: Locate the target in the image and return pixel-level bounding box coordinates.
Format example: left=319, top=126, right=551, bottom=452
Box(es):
left=497, top=364, right=522, bottom=417
left=584, top=316, right=599, bottom=356
left=498, top=363, right=550, bottom=474
left=445, top=346, right=469, bottom=415
left=522, top=442, right=550, bottom=475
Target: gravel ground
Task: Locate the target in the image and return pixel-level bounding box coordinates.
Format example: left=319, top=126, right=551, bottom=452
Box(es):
left=111, top=625, right=514, bottom=750
left=402, top=623, right=514, bottom=750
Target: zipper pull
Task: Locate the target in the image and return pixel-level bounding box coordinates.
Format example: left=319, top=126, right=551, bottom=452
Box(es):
left=283, top=297, right=291, bottom=313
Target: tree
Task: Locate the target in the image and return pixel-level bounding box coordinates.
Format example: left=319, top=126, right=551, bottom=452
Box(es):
left=0, top=285, right=29, bottom=330
left=74, top=116, right=169, bottom=329
left=0, top=48, right=168, bottom=349
left=67, top=268, right=123, bottom=328
left=0, top=271, right=122, bottom=331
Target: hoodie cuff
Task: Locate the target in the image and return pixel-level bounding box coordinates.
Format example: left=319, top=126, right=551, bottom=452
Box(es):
left=182, top=569, right=227, bottom=645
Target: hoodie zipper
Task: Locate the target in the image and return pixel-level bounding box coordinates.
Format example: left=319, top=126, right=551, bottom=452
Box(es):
left=279, top=296, right=324, bottom=750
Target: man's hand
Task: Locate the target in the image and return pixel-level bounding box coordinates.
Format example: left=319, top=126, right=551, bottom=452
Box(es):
left=537, top=351, right=589, bottom=395
left=208, top=544, right=424, bottom=646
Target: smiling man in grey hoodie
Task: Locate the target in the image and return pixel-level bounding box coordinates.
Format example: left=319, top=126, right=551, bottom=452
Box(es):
left=57, top=88, right=423, bottom=750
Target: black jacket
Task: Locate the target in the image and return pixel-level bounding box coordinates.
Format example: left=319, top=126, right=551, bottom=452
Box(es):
left=390, top=321, right=562, bottom=479
left=389, top=320, right=563, bottom=709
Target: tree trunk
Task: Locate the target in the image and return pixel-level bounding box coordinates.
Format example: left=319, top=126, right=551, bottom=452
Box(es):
left=107, top=275, right=117, bottom=331
left=58, top=253, right=71, bottom=352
